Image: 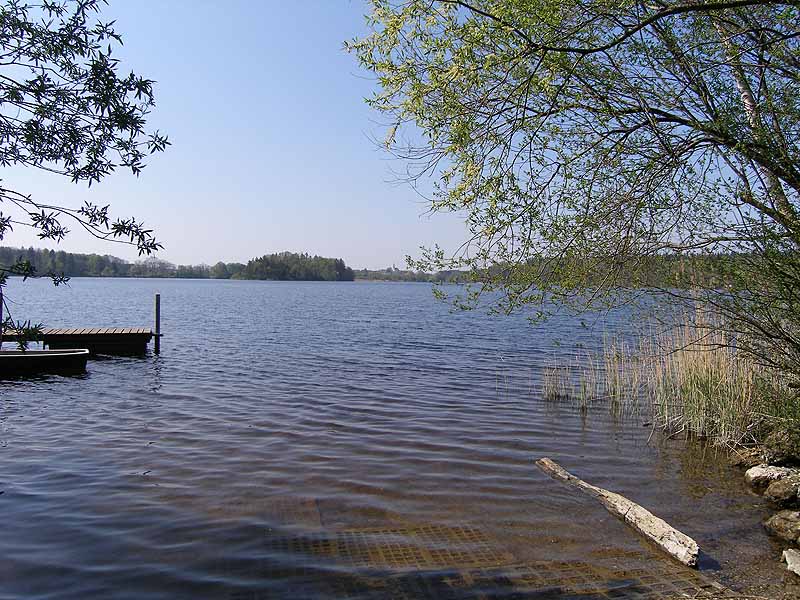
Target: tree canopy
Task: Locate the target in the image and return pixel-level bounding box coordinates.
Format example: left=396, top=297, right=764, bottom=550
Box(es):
left=0, top=247, right=357, bottom=282
left=0, top=0, right=168, bottom=336
left=349, top=0, right=800, bottom=375
left=242, top=252, right=355, bottom=282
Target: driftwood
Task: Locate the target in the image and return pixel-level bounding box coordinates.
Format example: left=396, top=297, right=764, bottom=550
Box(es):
left=535, top=457, right=699, bottom=567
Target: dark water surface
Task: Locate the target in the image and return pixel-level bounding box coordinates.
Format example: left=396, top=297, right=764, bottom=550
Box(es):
left=0, top=279, right=792, bottom=598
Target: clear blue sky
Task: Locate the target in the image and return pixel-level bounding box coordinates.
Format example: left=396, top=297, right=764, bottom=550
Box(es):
left=3, top=1, right=467, bottom=269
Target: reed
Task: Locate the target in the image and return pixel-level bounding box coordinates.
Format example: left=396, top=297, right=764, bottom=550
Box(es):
left=643, top=322, right=767, bottom=446
left=542, top=317, right=799, bottom=449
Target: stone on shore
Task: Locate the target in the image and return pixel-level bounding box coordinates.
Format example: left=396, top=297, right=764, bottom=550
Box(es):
left=745, top=464, right=796, bottom=491
left=784, top=549, right=800, bottom=577
left=765, top=476, right=800, bottom=508
left=764, top=510, right=800, bottom=543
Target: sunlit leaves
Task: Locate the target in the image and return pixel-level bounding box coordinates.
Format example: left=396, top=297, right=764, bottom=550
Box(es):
left=349, top=0, right=800, bottom=377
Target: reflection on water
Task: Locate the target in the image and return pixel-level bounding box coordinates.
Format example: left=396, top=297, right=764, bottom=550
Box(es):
left=0, top=279, right=791, bottom=598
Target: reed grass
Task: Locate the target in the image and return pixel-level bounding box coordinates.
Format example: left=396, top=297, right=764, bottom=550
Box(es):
left=542, top=317, right=799, bottom=450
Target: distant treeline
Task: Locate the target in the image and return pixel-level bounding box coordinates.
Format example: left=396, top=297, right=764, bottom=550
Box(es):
left=0, top=247, right=355, bottom=281
left=357, top=254, right=759, bottom=288
left=1, top=246, right=742, bottom=287
left=354, top=267, right=467, bottom=283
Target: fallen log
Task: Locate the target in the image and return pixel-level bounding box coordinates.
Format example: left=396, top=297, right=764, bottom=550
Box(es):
left=535, top=457, right=699, bottom=567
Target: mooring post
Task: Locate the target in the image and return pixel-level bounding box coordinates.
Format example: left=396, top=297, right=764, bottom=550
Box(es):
left=154, top=293, right=161, bottom=355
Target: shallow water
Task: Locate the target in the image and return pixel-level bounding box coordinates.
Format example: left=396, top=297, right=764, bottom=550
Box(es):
left=0, top=279, right=793, bottom=598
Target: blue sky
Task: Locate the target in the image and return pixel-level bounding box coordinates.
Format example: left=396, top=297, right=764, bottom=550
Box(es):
left=3, top=1, right=467, bottom=269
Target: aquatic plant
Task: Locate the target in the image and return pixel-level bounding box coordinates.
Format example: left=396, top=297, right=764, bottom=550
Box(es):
left=542, top=317, right=800, bottom=451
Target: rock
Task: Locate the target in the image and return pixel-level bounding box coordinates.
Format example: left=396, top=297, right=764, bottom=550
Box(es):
left=764, top=510, right=800, bottom=543
left=784, top=549, right=800, bottom=577
left=730, top=447, right=769, bottom=468
left=763, top=430, right=800, bottom=466
left=745, top=464, right=796, bottom=491
left=765, top=476, right=800, bottom=508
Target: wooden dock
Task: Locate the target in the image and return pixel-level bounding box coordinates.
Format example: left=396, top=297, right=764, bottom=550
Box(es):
left=2, top=327, right=154, bottom=355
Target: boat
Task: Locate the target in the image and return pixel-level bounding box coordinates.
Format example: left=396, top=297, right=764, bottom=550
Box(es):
left=0, top=349, right=90, bottom=376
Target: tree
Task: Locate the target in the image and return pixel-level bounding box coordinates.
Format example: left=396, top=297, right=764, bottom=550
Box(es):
left=210, top=261, right=230, bottom=279
left=349, top=0, right=800, bottom=377
left=0, top=0, right=168, bottom=339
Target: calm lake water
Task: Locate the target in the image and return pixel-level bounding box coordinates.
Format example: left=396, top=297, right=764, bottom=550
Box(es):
left=0, top=278, right=791, bottom=599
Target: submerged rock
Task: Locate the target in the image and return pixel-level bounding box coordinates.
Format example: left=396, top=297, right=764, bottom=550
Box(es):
left=765, top=476, right=800, bottom=508
left=765, top=510, right=800, bottom=543
left=784, top=549, right=800, bottom=577
left=745, top=464, right=796, bottom=491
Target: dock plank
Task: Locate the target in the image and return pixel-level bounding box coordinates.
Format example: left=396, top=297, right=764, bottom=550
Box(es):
left=33, top=325, right=154, bottom=354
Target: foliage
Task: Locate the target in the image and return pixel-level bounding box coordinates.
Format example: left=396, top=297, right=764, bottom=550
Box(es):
left=241, top=252, right=355, bottom=282
left=354, top=266, right=466, bottom=282
left=0, top=246, right=356, bottom=282
left=349, top=1, right=800, bottom=379
left=0, top=0, right=168, bottom=254
left=0, top=0, right=169, bottom=344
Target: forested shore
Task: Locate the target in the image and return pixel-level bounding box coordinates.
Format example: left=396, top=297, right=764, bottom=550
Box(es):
left=0, top=245, right=767, bottom=287
left=0, top=247, right=355, bottom=282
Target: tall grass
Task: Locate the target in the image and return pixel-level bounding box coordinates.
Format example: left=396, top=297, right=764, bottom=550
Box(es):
left=542, top=317, right=799, bottom=449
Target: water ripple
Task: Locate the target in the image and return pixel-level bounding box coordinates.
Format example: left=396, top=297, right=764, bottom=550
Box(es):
left=0, top=279, right=785, bottom=598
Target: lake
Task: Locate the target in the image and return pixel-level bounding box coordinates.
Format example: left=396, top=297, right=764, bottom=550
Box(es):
left=0, top=278, right=787, bottom=598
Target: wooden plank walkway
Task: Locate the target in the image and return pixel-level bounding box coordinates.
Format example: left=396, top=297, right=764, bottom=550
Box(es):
left=1, top=327, right=154, bottom=354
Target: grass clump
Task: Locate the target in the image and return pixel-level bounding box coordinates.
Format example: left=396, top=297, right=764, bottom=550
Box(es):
left=543, top=318, right=800, bottom=452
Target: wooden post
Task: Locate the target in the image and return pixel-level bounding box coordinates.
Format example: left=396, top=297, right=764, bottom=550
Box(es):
left=154, top=293, right=161, bottom=354
left=0, top=287, right=4, bottom=347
